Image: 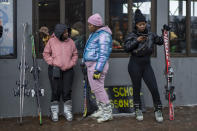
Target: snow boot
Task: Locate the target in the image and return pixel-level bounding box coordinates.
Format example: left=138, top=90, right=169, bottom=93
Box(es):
left=97, top=102, right=113, bottom=123
left=90, top=101, right=103, bottom=118
left=154, top=105, right=163, bottom=122
left=155, top=110, right=163, bottom=122
left=134, top=104, right=143, bottom=121
left=64, top=100, right=73, bottom=121
left=50, top=101, right=59, bottom=122
left=135, top=109, right=143, bottom=121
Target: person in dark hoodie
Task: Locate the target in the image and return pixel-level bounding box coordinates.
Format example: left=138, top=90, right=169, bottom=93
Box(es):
left=0, top=20, right=3, bottom=38
left=83, top=13, right=113, bottom=123
left=124, top=9, right=164, bottom=123
left=43, top=24, right=78, bottom=122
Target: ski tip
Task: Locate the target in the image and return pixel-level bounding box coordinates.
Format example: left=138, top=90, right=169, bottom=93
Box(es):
left=169, top=116, right=175, bottom=121
left=169, top=117, right=175, bottom=121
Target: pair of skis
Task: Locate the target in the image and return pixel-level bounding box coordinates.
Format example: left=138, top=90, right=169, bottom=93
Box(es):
left=14, top=23, right=30, bottom=124
left=163, top=25, right=176, bottom=121
left=14, top=23, right=44, bottom=125
left=30, top=35, right=44, bottom=125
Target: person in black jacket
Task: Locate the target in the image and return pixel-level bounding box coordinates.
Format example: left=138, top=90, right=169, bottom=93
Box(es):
left=124, top=9, right=164, bottom=123
left=0, top=20, right=3, bottom=38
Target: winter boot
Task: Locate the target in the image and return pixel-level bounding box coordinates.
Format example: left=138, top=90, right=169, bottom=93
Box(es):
left=64, top=100, right=73, bottom=121
left=97, top=102, right=113, bottom=123
left=90, top=101, right=103, bottom=118
left=134, top=104, right=143, bottom=121
left=135, top=109, right=143, bottom=121
left=154, top=105, right=163, bottom=123
left=50, top=101, right=59, bottom=122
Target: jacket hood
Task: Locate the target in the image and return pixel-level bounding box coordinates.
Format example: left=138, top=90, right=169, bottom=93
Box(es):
left=54, top=24, right=71, bottom=40
left=97, top=26, right=112, bottom=35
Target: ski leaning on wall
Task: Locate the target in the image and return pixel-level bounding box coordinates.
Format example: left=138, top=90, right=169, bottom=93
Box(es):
left=30, top=35, right=44, bottom=125
left=80, top=63, right=98, bottom=120
left=162, top=24, right=176, bottom=120
left=14, top=23, right=30, bottom=124
left=81, top=64, right=88, bottom=119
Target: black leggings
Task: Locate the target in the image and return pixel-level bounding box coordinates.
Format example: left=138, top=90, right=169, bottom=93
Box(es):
left=128, top=56, right=162, bottom=110
left=48, top=66, right=74, bottom=102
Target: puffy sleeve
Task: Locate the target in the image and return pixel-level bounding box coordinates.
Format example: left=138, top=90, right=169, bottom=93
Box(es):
left=95, top=32, right=112, bottom=72
left=43, top=39, right=53, bottom=65
left=70, top=40, right=78, bottom=67
left=124, top=33, right=139, bottom=52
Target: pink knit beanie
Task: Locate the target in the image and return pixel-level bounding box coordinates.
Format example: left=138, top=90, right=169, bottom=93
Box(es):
left=88, top=13, right=103, bottom=26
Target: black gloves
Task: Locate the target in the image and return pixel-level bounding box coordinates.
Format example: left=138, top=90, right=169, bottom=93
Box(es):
left=154, top=35, right=164, bottom=45
left=155, top=36, right=162, bottom=43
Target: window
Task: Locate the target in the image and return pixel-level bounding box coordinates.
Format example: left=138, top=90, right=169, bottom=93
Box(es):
left=65, top=0, right=86, bottom=54
left=33, top=0, right=90, bottom=57
left=191, top=0, right=197, bottom=53
left=0, top=0, right=16, bottom=58
left=169, top=0, right=186, bottom=54
left=37, top=0, right=60, bottom=55
left=106, top=0, right=156, bottom=56
left=169, top=0, right=197, bottom=56
left=108, top=0, right=128, bottom=53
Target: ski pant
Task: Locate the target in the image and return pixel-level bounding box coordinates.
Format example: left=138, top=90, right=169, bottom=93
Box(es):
left=128, top=56, right=162, bottom=110
left=85, top=61, right=110, bottom=104
left=48, top=65, right=74, bottom=102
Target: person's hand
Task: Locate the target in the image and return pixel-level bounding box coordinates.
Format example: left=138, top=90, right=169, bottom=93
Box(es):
left=137, top=36, right=147, bottom=42
left=93, top=70, right=101, bottom=80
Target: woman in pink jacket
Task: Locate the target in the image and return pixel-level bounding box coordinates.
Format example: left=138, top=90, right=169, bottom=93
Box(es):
left=43, top=24, right=78, bottom=122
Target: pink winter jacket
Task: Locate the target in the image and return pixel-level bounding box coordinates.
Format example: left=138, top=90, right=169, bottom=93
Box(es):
left=43, top=35, right=78, bottom=71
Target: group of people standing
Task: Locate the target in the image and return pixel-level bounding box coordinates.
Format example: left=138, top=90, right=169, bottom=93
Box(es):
left=42, top=9, right=164, bottom=124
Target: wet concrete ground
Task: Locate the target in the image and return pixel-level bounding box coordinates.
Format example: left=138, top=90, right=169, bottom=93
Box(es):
left=0, top=106, right=197, bottom=131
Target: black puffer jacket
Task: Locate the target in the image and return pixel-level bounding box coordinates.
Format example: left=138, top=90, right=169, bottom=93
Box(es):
left=124, top=29, right=163, bottom=57
left=0, top=25, right=3, bottom=38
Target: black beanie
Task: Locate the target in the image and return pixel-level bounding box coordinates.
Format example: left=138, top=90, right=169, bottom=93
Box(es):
left=134, top=9, right=146, bottom=24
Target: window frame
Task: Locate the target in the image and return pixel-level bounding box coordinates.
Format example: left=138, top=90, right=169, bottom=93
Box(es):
left=105, top=0, right=157, bottom=58
left=0, top=0, right=17, bottom=59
